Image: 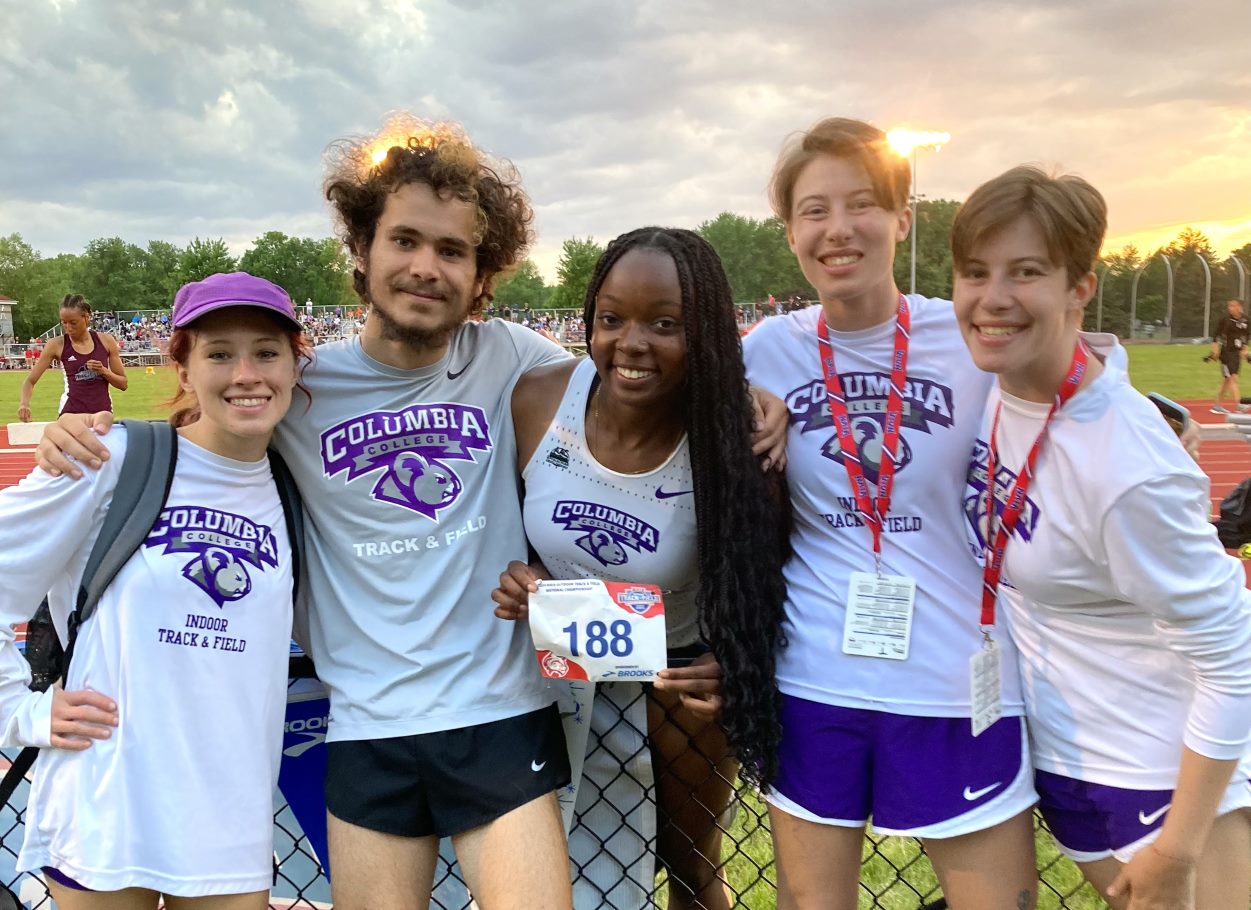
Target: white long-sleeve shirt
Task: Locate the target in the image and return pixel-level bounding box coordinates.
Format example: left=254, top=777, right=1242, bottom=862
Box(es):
left=972, top=336, right=1251, bottom=787
left=0, top=428, right=293, bottom=894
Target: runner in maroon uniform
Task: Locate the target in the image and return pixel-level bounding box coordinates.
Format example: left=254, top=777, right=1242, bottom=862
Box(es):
left=18, top=295, right=127, bottom=420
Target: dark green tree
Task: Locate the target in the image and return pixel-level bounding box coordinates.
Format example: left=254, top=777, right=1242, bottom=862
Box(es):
left=177, top=238, right=237, bottom=285
left=138, top=240, right=184, bottom=311
left=697, top=213, right=809, bottom=302
left=549, top=238, right=604, bottom=312
left=493, top=259, right=550, bottom=312
left=0, top=233, right=36, bottom=278
left=892, top=199, right=960, bottom=300
left=6, top=252, right=83, bottom=338
left=1158, top=228, right=1217, bottom=338
left=77, top=237, right=147, bottom=315
left=238, top=233, right=355, bottom=310
left=1090, top=246, right=1142, bottom=337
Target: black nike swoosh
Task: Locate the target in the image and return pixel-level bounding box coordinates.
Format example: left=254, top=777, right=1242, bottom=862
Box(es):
left=447, top=361, right=473, bottom=380
left=655, top=487, right=694, bottom=500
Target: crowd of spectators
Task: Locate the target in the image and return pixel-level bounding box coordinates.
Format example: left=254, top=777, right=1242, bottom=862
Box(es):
left=1, top=298, right=812, bottom=369
left=95, top=314, right=173, bottom=352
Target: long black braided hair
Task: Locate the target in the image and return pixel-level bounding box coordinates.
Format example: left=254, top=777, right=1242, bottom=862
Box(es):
left=582, top=227, right=791, bottom=786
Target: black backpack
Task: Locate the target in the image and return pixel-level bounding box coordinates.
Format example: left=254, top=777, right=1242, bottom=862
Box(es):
left=1217, top=478, right=1251, bottom=550
left=0, top=420, right=304, bottom=806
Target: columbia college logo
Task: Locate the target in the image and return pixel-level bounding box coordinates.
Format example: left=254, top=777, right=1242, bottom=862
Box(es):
left=785, top=372, right=956, bottom=482
left=963, top=440, right=1042, bottom=552
left=320, top=404, right=492, bottom=519
left=551, top=501, right=660, bottom=567
left=145, top=507, right=280, bottom=607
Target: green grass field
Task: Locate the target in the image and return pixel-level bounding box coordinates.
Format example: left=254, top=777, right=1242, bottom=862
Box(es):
left=0, top=365, right=180, bottom=424
left=0, top=342, right=1223, bottom=427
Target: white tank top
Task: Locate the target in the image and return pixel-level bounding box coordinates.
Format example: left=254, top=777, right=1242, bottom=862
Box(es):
left=522, top=358, right=700, bottom=648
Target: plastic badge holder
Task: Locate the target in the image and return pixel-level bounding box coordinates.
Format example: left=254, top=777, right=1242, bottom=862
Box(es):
left=529, top=579, right=667, bottom=682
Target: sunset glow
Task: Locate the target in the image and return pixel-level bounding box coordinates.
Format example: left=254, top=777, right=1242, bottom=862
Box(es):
left=887, top=129, right=951, bottom=158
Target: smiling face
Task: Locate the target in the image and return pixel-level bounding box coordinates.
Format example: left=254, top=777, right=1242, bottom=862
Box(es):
left=176, top=308, right=298, bottom=461
left=589, top=248, right=688, bottom=410
left=953, top=216, right=1097, bottom=402
left=358, top=181, right=484, bottom=357
left=785, top=153, right=911, bottom=320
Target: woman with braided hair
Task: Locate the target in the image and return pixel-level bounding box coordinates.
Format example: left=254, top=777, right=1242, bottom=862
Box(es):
left=492, top=227, right=790, bottom=909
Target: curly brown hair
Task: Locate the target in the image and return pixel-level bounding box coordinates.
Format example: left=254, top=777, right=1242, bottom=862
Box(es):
left=323, top=114, right=534, bottom=316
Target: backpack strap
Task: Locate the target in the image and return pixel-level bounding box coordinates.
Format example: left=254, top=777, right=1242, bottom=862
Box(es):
left=62, top=420, right=178, bottom=672
left=268, top=447, right=304, bottom=602
left=268, top=448, right=317, bottom=679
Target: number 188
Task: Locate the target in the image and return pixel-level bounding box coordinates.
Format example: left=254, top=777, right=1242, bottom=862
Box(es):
left=562, top=619, right=634, bottom=658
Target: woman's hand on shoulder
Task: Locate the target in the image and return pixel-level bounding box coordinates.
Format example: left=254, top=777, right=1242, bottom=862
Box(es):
left=748, top=386, right=788, bottom=472
left=50, top=686, right=118, bottom=751
left=491, top=560, right=551, bottom=621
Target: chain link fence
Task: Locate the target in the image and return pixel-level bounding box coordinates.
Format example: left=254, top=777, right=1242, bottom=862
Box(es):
left=0, top=669, right=1110, bottom=909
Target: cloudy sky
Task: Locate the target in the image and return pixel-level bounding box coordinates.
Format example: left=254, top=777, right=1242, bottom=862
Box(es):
left=3, top=0, right=1249, bottom=280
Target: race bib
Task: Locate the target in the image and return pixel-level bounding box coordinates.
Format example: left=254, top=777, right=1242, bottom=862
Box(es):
left=841, top=571, right=915, bottom=661
left=529, top=579, right=667, bottom=682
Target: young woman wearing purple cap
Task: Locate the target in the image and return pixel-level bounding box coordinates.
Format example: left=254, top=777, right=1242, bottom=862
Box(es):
left=0, top=271, right=308, bottom=908
left=17, top=294, right=127, bottom=422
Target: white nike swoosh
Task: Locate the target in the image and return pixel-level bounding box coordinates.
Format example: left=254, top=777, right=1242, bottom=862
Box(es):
left=963, top=782, right=1001, bottom=801
left=531, top=760, right=546, bottom=772
left=1139, top=803, right=1171, bottom=826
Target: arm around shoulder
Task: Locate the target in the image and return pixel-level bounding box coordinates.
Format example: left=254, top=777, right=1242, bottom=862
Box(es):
left=506, top=319, right=573, bottom=373
left=511, top=359, right=580, bottom=473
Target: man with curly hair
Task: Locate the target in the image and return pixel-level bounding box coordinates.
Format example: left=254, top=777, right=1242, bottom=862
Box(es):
left=293, top=117, right=576, bottom=909
left=40, top=116, right=576, bottom=910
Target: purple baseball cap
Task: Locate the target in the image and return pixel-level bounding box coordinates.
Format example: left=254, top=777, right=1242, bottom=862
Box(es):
left=172, top=271, right=302, bottom=331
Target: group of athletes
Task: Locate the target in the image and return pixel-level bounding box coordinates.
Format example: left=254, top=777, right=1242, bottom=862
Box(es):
left=0, top=111, right=1247, bottom=910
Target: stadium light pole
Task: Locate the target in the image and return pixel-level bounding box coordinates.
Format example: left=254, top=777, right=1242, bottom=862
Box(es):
left=888, top=129, right=950, bottom=296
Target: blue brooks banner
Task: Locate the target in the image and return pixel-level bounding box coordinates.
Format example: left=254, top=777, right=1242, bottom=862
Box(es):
left=279, top=674, right=332, bottom=880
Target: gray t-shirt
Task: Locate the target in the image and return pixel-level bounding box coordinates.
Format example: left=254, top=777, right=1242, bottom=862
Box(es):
left=275, top=320, right=569, bottom=741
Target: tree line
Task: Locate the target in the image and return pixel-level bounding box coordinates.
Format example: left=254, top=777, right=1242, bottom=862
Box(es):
left=0, top=233, right=357, bottom=339
left=3, top=203, right=1248, bottom=340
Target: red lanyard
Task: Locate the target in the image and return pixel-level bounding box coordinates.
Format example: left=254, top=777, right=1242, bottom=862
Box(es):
left=980, top=341, right=1089, bottom=627
left=817, top=294, right=911, bottom=570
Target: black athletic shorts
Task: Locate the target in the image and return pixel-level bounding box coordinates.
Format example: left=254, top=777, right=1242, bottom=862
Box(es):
left=324, top=704, right=571, bottom=838
left=1222, top=350, right=1243, bottom=377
